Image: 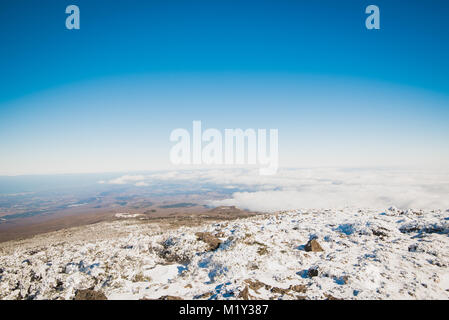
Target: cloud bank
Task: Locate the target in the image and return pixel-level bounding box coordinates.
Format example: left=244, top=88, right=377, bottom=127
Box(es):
left=100, top=168, right=449, bottom=212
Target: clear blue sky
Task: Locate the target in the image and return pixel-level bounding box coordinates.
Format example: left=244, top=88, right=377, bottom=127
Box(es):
left=0, top=0, right=449, bottom=174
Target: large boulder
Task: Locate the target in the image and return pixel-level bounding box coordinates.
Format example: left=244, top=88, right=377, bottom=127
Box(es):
left=304, top=239, right=324, bottom=252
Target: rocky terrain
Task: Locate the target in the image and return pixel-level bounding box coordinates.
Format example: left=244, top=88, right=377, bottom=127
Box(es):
left=0, top=207, right=448, bottom=300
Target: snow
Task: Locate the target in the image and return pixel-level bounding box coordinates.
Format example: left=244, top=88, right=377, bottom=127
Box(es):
left=0, top=208, right=448, bottom=300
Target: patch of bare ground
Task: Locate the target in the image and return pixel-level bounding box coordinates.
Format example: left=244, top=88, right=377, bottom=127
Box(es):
left=0, top=206, right=259, bottom=245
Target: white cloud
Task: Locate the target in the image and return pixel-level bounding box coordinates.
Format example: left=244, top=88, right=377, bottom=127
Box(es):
left=107, top=175, right=146, bottom=185
left=100, top=168, right=449, bottom=211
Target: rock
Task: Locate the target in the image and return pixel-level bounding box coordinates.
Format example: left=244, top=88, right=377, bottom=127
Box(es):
left=195, top=232, right=222, bottom=251
left=238, top=286, right=250, bottom=300
left=304, top=239, right=324, bottom=252
left=257, top=246, right=268, bottom=255
left=244, top=279, right=270, bottom=292
left=141, top=295, right=184, bottom=300
left=74, top=289, right=107, bottom=300
left=158, top=248, right=190, bottom=264
left=372, top=227, right=388, bottom=237
left=271, top=287, right=289, bottom=294
left=307, top=267, right=319, bottom=277
left=158, top=295, right=183, bottom=300
left=196, top=291, right=214, bottom=299
left=54, top=280, right=64, bottom=291
left=30, top=270, right=41, bottom=282
left=324, top=293, right=342, bottom=300
left=290, top=284, right=307, bottom=293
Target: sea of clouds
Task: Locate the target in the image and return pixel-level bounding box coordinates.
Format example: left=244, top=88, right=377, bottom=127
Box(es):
left=99, top=167, right=449, bottom=212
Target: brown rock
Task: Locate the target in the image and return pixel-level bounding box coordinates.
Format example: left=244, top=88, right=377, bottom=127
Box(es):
left=197, top=291, right=214, bottom=299
left=239, top=286, right=250, bottom=300
left=195, top=232, right=222, bottom=251
left=289, top=284, right=307, bottom=293
left=158, top=295, right=183, bottom=300
left=340, top=276, right=349, bottom=284
left=257, top=246, right=269, bottom=255
left=270, top=287, right=290, bottom=295
left=244, top=279, right=270, bottom=292
left=74, top=289, right=107, bottom=300
left=304, top=239, right=324, bottom=252
left=324, top=293, right=342, bottom=300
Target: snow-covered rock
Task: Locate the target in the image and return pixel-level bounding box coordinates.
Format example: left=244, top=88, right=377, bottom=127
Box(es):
left=0, top=208, right=448, bottom=300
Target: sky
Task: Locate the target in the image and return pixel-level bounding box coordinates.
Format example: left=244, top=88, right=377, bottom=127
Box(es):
left=1, top=0, right=449, bottom=175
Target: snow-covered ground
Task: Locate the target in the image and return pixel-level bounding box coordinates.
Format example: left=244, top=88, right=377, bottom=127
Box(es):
left=0, top=207, right=448, bottom=300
